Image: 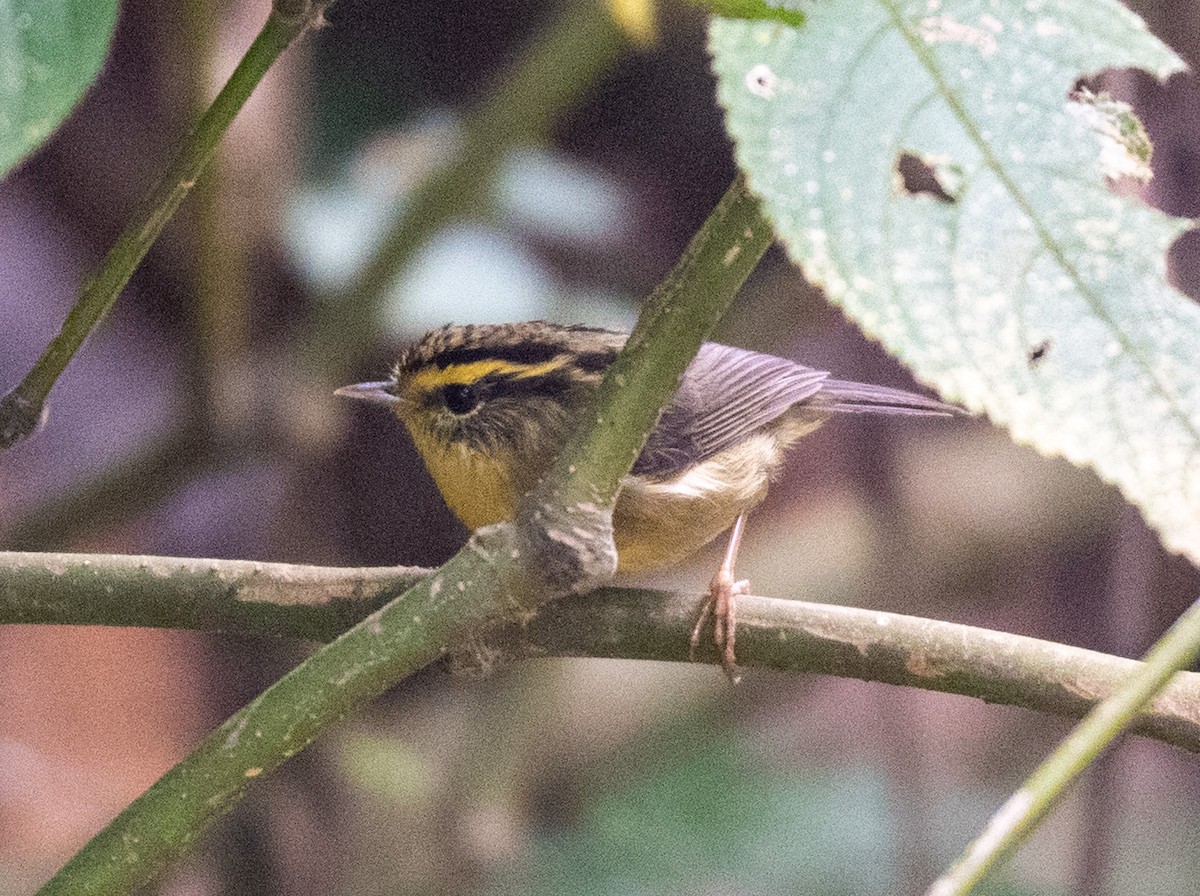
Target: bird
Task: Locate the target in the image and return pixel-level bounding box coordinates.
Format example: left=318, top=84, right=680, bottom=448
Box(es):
left=336, top=321, right=958, bottom=678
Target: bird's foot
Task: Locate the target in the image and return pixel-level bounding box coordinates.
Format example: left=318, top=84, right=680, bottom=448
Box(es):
left=689, top=570, right=750, bottom=682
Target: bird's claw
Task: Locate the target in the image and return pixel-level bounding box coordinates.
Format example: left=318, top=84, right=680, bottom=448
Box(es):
left=689, top=571, right=749, bottom=683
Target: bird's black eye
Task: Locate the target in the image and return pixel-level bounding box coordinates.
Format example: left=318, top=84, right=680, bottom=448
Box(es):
left=442, top=383, right=480, bottom=415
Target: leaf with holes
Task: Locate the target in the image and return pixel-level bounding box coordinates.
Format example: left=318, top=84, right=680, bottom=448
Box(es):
left=710, top=1, right=1200, bottom=565
left=0, top=1, right=119, bottom=177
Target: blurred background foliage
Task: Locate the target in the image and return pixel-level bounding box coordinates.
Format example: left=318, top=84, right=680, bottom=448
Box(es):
left=2, top=0, right=1200, bottom=893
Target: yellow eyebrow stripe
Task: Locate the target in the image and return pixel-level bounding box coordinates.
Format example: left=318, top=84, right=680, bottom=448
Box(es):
left=410, top=358, right=567, bottom=390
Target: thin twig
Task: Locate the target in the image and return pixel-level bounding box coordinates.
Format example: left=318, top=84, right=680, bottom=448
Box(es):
left=926, top=593, right=1200, bottom=895
left=0, top=2, right=327, bottom=449
left=311, top=0, right=630, bottom=374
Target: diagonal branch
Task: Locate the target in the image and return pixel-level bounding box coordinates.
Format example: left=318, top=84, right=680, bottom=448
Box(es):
left=0, top=1, right=329, bottom=449
left=31, top=175, right=773, bottom=895
left=311, top=0, right=631, bottom=374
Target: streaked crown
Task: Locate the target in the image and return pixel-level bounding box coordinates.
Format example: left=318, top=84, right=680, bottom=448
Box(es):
left=391, top=322, right=626, bottom=458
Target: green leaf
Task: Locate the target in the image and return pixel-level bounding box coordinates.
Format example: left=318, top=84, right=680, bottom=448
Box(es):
left=710, top=2, right=1200, bottom=565
left=0, top=1, right=119, bottom=177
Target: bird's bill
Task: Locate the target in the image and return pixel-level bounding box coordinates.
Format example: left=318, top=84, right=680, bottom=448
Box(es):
left=334, top=381, right=401, bottom=407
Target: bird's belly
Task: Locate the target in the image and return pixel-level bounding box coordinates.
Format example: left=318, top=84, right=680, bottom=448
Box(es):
left=613, top=435, right=781, bottom=572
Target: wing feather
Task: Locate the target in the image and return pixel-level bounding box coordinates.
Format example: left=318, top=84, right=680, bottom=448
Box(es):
left=811, top=379, right=957, bottom=415
left=633, top=343, right=828, bottom=478
left=632, top=344, right=957, bottom=479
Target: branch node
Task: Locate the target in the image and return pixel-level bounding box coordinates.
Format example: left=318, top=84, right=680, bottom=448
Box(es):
left=513, top=497, right=618, bottom=603
left=446, top=635, right=509, bottom=679
left=0, top=388, right=47, bottom=448
left=272, top=0, right=331, bottom=28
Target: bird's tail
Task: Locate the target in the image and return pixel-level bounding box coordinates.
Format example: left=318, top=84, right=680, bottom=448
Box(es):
left=815, top=379, right=961, bottom=416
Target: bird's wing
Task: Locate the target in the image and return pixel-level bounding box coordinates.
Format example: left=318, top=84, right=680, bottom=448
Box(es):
left=632, top=343, right=829, bottom=479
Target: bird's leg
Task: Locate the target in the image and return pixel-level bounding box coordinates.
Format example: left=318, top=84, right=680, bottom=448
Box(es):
left=689, top=513, right=750, bottom=681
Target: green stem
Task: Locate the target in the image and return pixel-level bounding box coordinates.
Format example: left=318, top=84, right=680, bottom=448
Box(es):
left=34, top=176, right=774, bottom=895
left=690, top=0, right=805, bottom=28
left=510, top=175, right=772, bottom=595
left=0, top=550, right=423, bottom=639
left=186, top=0, right=252, bottom=421
left=537, top=173, right=772, bottom=513
left=34, top=529, right=518, bottom=896
left=926, top=593, right=1200, bottom=896
left=0, top=3, right=322, bottom=449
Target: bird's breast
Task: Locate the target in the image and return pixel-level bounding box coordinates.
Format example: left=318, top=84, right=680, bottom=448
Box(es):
left=407, top=418, right=812, bottom=572
left=407, top=425, right=520, bottom=531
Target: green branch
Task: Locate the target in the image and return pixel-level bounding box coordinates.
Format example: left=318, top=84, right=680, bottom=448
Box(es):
left=926, top=593, right=1200, bottom=896
left=0, top=550, right=422, bottom=639
left=33, top=177, right=773, bottom=894
left=523, top=174, right=772, bottom=548
left=0, top=2, right=328, bottom=450
left=34, top=529, right=531, bottom=896
left=694, top=0, right=805, bottom=28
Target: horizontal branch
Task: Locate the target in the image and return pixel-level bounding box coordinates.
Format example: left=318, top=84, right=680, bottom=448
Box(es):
left=3, top=550, right=1198, bottom=753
